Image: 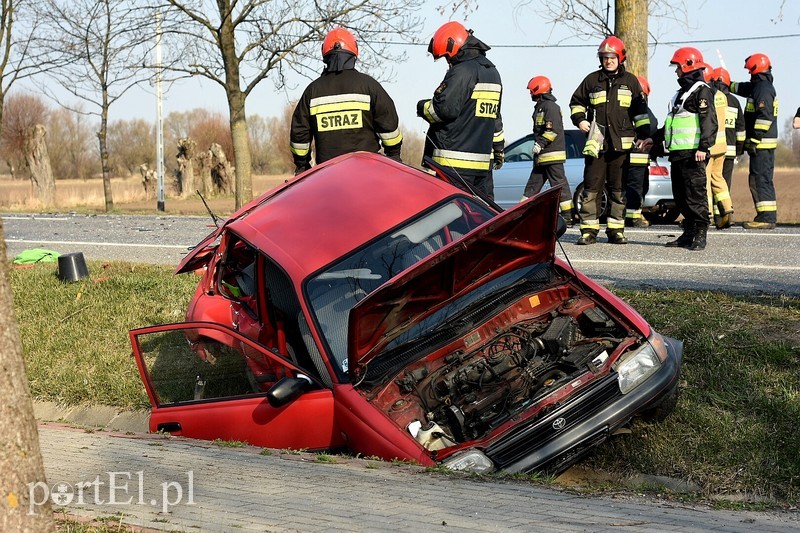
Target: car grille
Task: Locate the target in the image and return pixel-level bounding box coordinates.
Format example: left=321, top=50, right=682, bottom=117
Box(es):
left=484, top=373, right=621, bottom=470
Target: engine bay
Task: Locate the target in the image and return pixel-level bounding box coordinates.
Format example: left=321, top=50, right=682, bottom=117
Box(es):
left=367, top=290, right=639, bottom=452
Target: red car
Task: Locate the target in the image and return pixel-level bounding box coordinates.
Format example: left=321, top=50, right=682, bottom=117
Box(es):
left=130, top=152, right=682, bottom=475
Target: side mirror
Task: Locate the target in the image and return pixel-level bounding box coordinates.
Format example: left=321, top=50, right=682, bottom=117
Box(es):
left=266, top=375, right=312, bottom=408
left=556, top=214, right=567, bottom=238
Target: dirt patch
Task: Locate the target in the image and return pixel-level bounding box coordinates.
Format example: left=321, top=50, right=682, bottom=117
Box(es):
left=730, top=167, right=799, bottom=224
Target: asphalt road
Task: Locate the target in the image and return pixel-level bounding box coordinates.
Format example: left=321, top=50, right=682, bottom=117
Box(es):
left=3, top=212, right=799, bottom=296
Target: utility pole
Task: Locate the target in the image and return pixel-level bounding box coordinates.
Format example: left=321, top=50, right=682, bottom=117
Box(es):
left=155, top=12, right=165, bottom=212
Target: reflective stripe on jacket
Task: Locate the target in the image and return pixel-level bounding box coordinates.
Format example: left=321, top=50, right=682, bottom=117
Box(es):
left=731, top=72, right=779, bottom=151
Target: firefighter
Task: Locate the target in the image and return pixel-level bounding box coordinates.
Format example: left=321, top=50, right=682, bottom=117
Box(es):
left=794, top=107, right=800, bottom=129
left=644, top=47, right=717, bottom=251
left=624, top=76, right=658, bottom=228
left=417, top=21, right=504, bottom=200
left=702, top=64, right=735, bottom=230
left=731, top=53, right=779, bottom=229
left=521, top=76, right=574, bottom=224
left=711, top=67, right=745, bottom=216
left=570, top=36, right=650, bottom=245
left=290, top=28, right=403, bottom=174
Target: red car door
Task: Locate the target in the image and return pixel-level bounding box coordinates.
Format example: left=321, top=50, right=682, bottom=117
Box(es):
left=130, top=322, right=342, bottom=450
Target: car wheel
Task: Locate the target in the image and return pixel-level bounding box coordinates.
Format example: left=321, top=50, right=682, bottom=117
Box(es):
left=641, top=382, right=679, bottom=423
left=644, top=207, right=680, bottom=225
left=573, top=184, right=610, bottom=223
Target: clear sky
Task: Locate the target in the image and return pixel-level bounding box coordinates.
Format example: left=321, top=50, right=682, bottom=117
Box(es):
left=106, top=0, right=800, bottom=145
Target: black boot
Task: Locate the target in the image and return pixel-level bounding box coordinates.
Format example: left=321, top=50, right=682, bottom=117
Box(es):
left=665, top=228, right=694, bottom=247
left=688, top=223, right=707, bottom=251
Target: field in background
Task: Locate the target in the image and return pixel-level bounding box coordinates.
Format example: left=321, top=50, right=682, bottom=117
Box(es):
left=0, top=168, right=798, bottom=223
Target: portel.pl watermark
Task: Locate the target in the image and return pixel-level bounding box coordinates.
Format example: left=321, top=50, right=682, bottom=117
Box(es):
left=27, top=470, right=194, bottom=515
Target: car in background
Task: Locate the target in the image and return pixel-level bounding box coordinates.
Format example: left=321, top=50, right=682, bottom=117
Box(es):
left=494, top=130, right=678, bottom=224
left=130, top=152, right=682, bottom=476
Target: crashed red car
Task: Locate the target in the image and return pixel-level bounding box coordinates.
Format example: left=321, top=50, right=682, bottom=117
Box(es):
left=130, top=152, right=682, bottom=475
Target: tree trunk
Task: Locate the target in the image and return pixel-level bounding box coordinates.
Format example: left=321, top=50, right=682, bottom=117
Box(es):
left=176, top=137, right=197, bottom=198
left=615, top=0, right=648, bottom=78
left=209, top=143, right=234, bottom=195
left=0, top=221, right=55, bottom=531
left=196, top=150, right=214, bottom=196
left=97, top=97, right=113, bottom=212
left=139, top=163, right=156, bottom=200
left=23, top=125, right=56, bottom=207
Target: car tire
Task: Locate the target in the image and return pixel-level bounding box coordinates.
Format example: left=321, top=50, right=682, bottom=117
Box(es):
left=573, top=184, right=610, bottom=223
left=641, top=382, right=679, bottom=423
left=644, top=207, right=680, bottom=225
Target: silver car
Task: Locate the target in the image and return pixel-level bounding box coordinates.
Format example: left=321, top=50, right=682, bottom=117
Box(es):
left=494, top=130, right=678, bottom=224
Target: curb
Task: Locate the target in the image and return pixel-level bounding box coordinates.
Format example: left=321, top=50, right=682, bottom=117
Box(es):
left=33, top=401, right=150, bottom=434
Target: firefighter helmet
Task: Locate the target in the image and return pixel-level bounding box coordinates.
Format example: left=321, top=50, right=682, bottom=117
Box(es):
left=712, top=67, right=731, bottom=86
left=700, top=63, right=713, bottom=83
left=670, top=47, right=704, bottom=73
left=527, top=76, right=551, bottom=96
left=744, top=53, right=771, bottom=75
left=428, top=21, right=470, bottom=59
left=322, top=28, right=358, bottom=58
left=636, top=75, right=651, bottom=96
left=598, top=36, right=626, bottom=63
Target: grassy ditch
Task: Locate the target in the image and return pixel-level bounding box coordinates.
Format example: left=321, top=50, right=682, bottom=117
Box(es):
left=10, top=262, right=800, bottom=504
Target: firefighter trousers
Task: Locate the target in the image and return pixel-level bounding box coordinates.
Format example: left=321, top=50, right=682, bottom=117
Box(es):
left=524, top=163, right=573, bottom=214
left=749, top=149, right=777, bottom=223
left=706, top=153, right=733, bottom=217
left=671, top=155, right=709, bottom=228
left=722, top=157, right=735, bottom=191
left=625, top=164, right=649, bottom=220
left=579, top=151, right=626, bottom=236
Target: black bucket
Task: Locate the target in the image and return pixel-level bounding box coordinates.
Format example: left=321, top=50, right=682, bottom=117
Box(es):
left=57, top=252, right=89, bottom=282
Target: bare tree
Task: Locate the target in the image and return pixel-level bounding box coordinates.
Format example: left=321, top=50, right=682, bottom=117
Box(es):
left=514, top=0, right=692, bottom=78
left=0, top=91, right=48, bottom=179
left=151, top=0, right=427, bottom=209
left=46, top=106, right=97, bottom=180
left=0, top=220, right=54, bottom=530
left=23, top=124, right=55, bottom=205
left=37, top=0, right=154, bottom=211
left=107, top=118, right=155, bottom=176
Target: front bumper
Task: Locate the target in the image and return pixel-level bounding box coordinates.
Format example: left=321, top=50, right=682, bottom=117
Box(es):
left=484, top=336, right=683, bottom=474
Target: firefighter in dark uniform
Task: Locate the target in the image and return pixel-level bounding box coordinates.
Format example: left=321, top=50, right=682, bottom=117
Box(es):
left=521, top=76, right=574, bottom=223
left=711, top=67, right=745, bottom=200
left=570, top=36, right=650, bottom=245
left=731, top=53, right=779, bottom=229
left=645, top=47, right=717, bottom=251
left=290, top=28, right=403, bottom=174
left=625, top=76, right=659, bottom=228
left=417, top=21, right=504, bottom=200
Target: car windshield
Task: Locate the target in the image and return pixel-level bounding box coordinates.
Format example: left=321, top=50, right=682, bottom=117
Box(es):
left=305, top=197, right=494, bottom=376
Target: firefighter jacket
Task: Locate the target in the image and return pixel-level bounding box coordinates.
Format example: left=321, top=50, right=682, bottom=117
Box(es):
left=569, top=66, right=650, bottom=153
left=731, top=72, right=779, bottom=150
left=709, top=88, right=728, bottom=157
left=290, top=68, right=403, bottom=169
left=532, top=93, right=565, bottom=166
left=659, top=71, right=717, bottom=160
left=715, top=83, right=746, bottom=158
left=629, top=108, right=659, bottom=166
left=417, top=45, right=504, bottom=177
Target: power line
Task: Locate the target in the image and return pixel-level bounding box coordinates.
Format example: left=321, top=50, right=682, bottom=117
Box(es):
left=370, top=33, right=800, bottom=48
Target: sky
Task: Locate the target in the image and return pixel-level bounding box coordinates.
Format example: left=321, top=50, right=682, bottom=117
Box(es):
left=73, top=0, right=800, bottom=145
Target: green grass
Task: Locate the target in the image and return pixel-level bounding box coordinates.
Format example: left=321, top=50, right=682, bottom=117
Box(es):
left=9, top=263, right=800, bottom=504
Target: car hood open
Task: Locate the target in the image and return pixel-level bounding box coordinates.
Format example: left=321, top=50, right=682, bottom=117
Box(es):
left=347, top=187, right=562, bottom=379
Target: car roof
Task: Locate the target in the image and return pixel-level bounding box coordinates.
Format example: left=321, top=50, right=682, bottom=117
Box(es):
left=227, top=152, right=465, bottom=278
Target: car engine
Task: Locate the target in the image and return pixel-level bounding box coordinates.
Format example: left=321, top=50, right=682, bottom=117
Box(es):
left=376, top=296, right=631, bottom=451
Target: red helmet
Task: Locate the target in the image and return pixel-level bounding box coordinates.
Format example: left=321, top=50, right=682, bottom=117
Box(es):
left=700, top=63, right=713, bottom=83
left=744, top=53, right=771, bottom=75
left=670, top=47, right=704, bottom=73
left=598, top=36, right=626, bottom=63
left=322, top=28, right=358, bottom=58
left=527, top=76, right=551, bottom=96
left=636, top=75, right=650, bottom=96
left=712, top=67, right=731, bottom=86
left=428, top=21, right=470, bottom=59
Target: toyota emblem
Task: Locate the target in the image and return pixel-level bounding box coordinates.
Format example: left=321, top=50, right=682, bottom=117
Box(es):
left=552, top=417, right=566, bottom=431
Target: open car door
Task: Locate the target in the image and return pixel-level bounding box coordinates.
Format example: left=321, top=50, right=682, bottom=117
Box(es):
left=130, top=322, right=343, bottom=450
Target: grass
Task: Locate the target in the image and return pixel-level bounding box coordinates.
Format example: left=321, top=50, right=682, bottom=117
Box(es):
left=9, top=263, right=800, bottom=505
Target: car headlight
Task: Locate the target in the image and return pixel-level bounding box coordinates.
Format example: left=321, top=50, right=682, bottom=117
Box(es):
left=442, top=449, right=495, bottom=474
left=617, top=337, right=663, bottom=394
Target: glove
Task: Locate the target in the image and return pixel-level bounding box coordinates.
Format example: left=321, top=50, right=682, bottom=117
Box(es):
left=294, top=163, right=311, bottom=175
left=416, top=99, right=427, bottom=118
left=492, top=151, right=504, bottom=170
left=745, top=142, right=757, bottom=157
left=532, top=142, right=542, bottom=155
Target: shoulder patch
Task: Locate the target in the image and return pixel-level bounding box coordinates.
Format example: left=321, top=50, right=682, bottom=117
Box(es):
left=545, top=120, right=554, bottom=129
left=698, top=98, right=708, bottom=109
left=434, top=82, right=447, bottom=95
left=758, top=100, right=766, bottom=109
